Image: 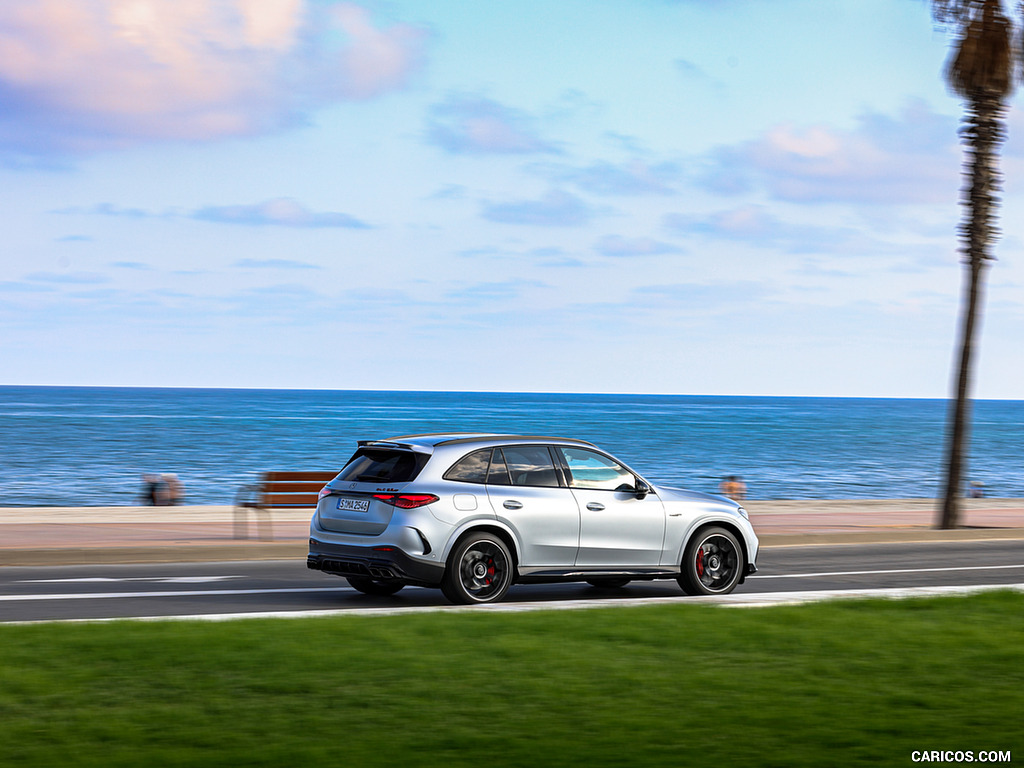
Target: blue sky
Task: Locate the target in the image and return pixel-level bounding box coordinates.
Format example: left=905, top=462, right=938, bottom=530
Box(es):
left=2, top=0, right=1023, bottom=398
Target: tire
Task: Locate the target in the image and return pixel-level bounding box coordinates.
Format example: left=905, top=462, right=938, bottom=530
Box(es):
left=678, top=526, right=744, bottom=596
left=441, top=532, right=514, bottom=605
left=347, top=576, right=406, bottom=596
left=586, top=578, right=631, bottom=589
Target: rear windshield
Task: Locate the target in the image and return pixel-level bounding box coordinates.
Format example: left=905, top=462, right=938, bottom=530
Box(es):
left=336, top=448, right=429, bottom=484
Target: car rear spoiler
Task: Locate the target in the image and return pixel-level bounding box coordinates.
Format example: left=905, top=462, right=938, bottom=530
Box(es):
left=356, top=440, right=433, bottom=454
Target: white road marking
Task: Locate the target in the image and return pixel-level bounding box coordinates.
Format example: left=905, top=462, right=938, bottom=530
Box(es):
left=11, top=562, right=1024, bottom=595
left=4, top=584, right=1023, bottom=624
left=0, top=587, right=351, bottom=602
left=755, top=563, right=1024, bottom=579
left=18, top=576, right=246, bottom=584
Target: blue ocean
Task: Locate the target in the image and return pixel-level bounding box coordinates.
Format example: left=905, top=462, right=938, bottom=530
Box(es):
left=1, top=386, right=1022, bottom=506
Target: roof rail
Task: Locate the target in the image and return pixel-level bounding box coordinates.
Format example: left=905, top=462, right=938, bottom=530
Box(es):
left=434, top=435, right=596, bottom=447
left=384, top=432, right=484, bottom=441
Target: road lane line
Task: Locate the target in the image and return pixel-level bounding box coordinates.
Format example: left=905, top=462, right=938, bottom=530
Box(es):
left=5, top=563, right=1024, bottom=601
left=17, top=576, right=246, bottom=584
left=0, top=587, right=352, bottom=602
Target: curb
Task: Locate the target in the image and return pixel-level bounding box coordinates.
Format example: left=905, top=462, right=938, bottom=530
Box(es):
left=4, top=529, right=1024, bottom=566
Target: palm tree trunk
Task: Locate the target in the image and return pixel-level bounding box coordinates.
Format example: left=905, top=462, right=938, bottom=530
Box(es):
left=939, top=89, right=1004, bottom=529
left=940, top=259, right=984, bottom=528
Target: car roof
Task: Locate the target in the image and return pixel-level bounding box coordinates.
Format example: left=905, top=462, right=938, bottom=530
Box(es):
left=364, top=433, right=597, bottom=451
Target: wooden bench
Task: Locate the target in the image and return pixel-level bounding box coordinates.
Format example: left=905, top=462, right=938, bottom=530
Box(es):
left=233, top=470, right=338, bottom=540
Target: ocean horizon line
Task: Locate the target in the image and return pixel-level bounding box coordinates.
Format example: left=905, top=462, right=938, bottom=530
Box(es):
left=1, top=384, right=1019, bottom=404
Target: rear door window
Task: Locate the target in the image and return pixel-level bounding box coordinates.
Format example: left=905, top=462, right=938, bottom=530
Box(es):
left=336, top=448, right=428, bottom=483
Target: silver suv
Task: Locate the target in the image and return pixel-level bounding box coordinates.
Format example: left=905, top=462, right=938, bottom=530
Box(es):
left=307, top=433, right=758, bottom=604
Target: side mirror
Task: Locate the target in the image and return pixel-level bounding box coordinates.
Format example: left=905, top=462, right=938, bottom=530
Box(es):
left=635, top=478, right=651, bottom=500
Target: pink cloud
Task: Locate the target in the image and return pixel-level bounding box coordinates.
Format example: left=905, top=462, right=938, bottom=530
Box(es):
left=331, top=4, right=426, bottom=100
left=0, top=0, right=426, bottom=155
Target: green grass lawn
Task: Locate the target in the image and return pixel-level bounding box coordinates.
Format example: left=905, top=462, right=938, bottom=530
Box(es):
left=2, top=592, right=1022, bottom=767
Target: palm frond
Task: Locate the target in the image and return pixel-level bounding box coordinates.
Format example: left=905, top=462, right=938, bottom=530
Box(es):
left=932, top=0, right=1011, bottom=25
left=945, top=0, right=1015, bottom=97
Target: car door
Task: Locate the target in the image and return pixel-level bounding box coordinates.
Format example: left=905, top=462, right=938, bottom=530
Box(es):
left=555, top=446, right=667, bottom=567
left=485, top=445, right=580, bottom=567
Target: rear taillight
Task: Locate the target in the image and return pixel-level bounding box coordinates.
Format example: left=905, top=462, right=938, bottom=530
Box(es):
left=371, top=493, right=439, bottom=509
left=318, top=486, right=333, bottom=501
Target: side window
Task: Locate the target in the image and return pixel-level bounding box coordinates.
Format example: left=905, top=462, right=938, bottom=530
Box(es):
left=501, top=445, right=560, bottom=488
left=443, top=448, right=492, bottom=484
left=559, top=447, right=635, bottom=491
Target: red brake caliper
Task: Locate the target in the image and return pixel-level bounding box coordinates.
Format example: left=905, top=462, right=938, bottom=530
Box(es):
left=696, top=548, right=705, bottom=578
left=486, top=558, right=495, bottom=585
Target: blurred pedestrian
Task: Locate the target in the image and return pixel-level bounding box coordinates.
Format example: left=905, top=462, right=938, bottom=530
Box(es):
left=968, top=480, right=985, bottom=498
left=719, top=475, right=747, bottom=501
left=162, top=473, right=184, bottom=505
left=141, top=474, right=165, bottom=506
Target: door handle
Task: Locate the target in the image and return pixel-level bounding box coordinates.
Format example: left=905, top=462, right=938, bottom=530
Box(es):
left=503, top=500, right=523, bottom=510
left=586, top=502, right=605, bottom=511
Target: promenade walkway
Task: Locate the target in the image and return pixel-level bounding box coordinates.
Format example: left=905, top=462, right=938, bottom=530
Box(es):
left=1, top=499, right=1023, bottom=566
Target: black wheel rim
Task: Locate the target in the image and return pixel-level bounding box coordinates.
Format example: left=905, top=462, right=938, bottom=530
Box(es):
left=694, top=535, right=739, bottom=592
left=458, top=541, right=509, bottom=600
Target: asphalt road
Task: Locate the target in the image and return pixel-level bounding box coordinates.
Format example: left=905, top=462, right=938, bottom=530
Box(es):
left=2, top=540, right=1023, bottom=623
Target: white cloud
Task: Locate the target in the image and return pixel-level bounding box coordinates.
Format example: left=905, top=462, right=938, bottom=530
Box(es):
left=700, top=100, right=960, bottom=205
left=0, top=0, right=427, bottom=156
left=666, top=204, right=785, bottom=241
left=57, top=203, right=152, bottom=218
left=329, top=3, right=426, bottom=100
left=57, top=198, right=370, bottom=228
left=445, top=279, right=548, bottom=303
left=481, top=190, right=594, bottom=227
left=594, top=235, right=683, bottom=257
left=234, top=258, right=321, bottom=270
left=194, top=198, right=370, bottom=228
left=427, top=94, right=558, bottom=155
left=663, top=203, right=934, bottom=259
left=538, top=158, right=682, bottom=196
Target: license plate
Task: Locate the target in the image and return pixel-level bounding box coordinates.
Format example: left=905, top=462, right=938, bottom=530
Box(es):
left=337, top=497, right=370, bottom=513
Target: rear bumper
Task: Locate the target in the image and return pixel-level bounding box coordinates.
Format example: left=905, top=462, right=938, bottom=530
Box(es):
left=307, top=538, right=445, bottom=586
